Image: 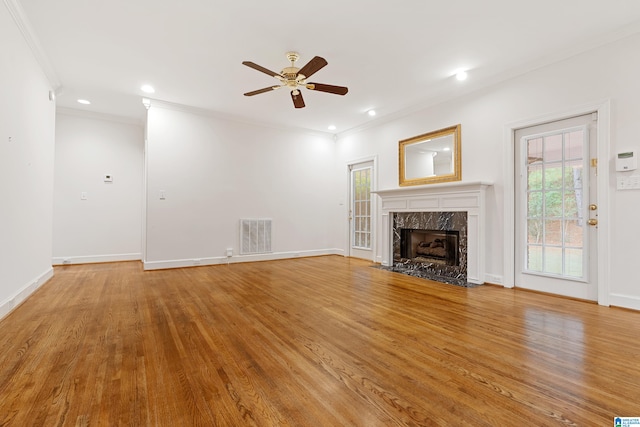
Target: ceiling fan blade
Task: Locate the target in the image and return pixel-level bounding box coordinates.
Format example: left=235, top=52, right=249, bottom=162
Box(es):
left=242, top=61, right=284, bottom=78
left=291, top=90, right=305, bottom=109
left=244, top=86, right=281, bottom=96
left=306, top=83, right=349, bottom=95
left=296, top=56, right=328, bottom=79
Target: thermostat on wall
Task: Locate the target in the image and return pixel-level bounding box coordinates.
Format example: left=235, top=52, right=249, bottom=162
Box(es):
left=104, top=174, right=113, bottom=182
left=616, top=151, right=637, bottom=171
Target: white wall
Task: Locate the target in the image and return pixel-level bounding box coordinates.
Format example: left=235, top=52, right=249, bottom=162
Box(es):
left=0, top=4, right=56, bottom=318
left=144, top=103, right=342, bottom=269
left=53, top=111, right=144, bottom=264
left=337, top=32, right=640, bottom=310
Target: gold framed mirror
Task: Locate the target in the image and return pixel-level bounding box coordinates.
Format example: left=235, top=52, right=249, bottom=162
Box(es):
left=399, top=124, right=461, bottom=186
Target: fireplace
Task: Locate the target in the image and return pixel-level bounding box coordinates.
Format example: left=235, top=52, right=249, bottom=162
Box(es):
left=373, top=182, right=491, bottom=286
left=392, top=211, right=467, bottom=286
left=400, top=229, right=459, bottom=266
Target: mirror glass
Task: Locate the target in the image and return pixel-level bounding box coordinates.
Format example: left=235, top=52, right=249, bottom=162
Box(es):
left=399, top=124, right=461, bottom=186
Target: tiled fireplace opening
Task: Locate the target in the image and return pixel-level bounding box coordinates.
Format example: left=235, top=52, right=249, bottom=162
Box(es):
left=400, top=229, right=460, bottom=266
left=392, top=211, right=470, bottom=286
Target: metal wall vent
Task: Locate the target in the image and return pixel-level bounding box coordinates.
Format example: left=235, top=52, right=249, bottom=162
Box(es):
left=240, top=218, right=272, bottom=255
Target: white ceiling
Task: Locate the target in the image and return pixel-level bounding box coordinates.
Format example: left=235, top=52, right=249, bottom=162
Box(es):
left=16, top=0, right=640, bottom=134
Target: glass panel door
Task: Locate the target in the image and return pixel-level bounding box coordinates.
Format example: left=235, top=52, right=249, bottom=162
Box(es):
left=352, top=167, right=371, bottom=250
left=349, top=160, right=375, bottom=261
left=515, top=113, right=598, bottom=301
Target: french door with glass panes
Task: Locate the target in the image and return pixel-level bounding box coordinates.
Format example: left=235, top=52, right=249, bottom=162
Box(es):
left=349, top=161, right=374, bottom=260
left=515, top=113, right=598, bottom=300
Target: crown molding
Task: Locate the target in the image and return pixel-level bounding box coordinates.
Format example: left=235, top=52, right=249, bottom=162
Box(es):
left=149, top=98, right=332, bottom=139
left=4, top=0, right=61, bottom=90
left=57, top=107, right=143, bottom=126
left=337, top=20, right=640, bottom=141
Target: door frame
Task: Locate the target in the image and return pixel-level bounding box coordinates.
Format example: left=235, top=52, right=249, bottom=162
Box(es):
left=502, top=100, right=611, bottom=305
left=346, top=156, right=378, bottom=261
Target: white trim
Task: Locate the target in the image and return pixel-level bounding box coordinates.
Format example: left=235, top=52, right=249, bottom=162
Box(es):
left=52, top=253, right=141, bottom=265
left=3, top=0, right=61, bottom=89
left=143, top=249, right=342, bottom=271
left=503, top=100, right=611, bottom=305
left=485, top=274, right=504, bottom=285
left=375, top=181, right=492, bottom=195
left=142, top=122, right=149, bottom=267
left=337, top=24, right=640, bottom=138
left=0, top=267, right=54, bottom=321
left=595, top=103, right=611, bottom=306
left=150, top=99, right=331, bottom=138
left=56, top=107, right=143, bottom=126
left=609, top=293, right=640, bottom=311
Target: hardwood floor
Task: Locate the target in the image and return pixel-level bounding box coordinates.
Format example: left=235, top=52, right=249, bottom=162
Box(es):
left=0, top=256, right=638, bottom=426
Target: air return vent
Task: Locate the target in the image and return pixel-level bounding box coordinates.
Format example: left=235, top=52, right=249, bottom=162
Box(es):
left=240, top=219, right=272, bottom=255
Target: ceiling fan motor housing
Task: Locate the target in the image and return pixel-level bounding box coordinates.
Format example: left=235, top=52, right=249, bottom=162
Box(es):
left=281, top=67, right=302, bottom=82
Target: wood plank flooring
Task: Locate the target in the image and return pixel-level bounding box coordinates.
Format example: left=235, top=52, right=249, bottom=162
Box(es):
left=0, top=255, right=638, bottom=426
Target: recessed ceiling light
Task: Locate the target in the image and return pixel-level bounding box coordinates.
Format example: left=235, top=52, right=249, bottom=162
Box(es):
left=456, top=71, right=468, bottom=81
left=77, top=99, right=91, bottom=105
left=328, top=125, right=337, bottom=131
left=368, top=110, right=376, bottom=116
left=141, top=84, right=155, bottom=94
left=443, top=147, right=451, bottom=151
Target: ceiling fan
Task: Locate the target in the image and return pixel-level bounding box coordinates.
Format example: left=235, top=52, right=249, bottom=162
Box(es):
left=242, top=52, right=348, bottom=109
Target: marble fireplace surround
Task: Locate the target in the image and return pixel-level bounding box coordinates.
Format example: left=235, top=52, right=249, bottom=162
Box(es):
left=374, top=182, right=491, bottom=285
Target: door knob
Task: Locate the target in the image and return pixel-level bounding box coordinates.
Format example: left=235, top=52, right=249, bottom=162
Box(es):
left=589, top=204, right=598, bottom=211
left=587, top=218, right=598, bottom=226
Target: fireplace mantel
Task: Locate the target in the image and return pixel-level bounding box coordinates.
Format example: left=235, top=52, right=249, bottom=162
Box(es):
left=373, top=181, right=492, bottom=284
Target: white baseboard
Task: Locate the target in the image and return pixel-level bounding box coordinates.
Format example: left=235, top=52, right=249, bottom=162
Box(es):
left=143, top=249, right=342, bottom=271
left=52, top=253, right=141, bottom=265
left=0, top=267, right=54, bottom=321
left=484, top=273, right=504, bottom=285
left=608, top=293, right=640, bottom=311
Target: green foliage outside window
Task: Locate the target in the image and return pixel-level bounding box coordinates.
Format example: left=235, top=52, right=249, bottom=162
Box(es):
left=527, top=164, right=582, bottom=244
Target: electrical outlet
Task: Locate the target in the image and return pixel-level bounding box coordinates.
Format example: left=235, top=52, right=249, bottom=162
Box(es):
left=193, top=259, right=201, bottom=265
left=485, top=274, right=503, bottom=284
left=226, top=248, right=233, bottom=257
